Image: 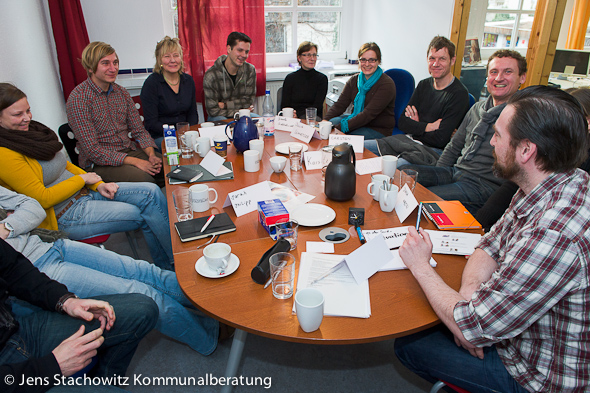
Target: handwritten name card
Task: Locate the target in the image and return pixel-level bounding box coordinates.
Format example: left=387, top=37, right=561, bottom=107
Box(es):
left=222, top=181, right=275, bottom=217
left=275, top=116, right=301, bottom=132
left=290, top=122, right=317, bottom=143
left=328, top=134, right=364, bottom=153
left=394, top=184, right=419, bottom=223
left=304, top=151, right=323, bottom=170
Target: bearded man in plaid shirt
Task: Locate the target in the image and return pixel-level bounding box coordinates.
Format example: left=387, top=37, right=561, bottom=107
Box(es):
left=396, top=85, right=590, bottom=393
left=66, top=41, right=164, bottom=187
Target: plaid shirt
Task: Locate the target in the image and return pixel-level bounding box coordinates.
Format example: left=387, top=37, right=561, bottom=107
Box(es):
left=454, top=169, right=590, bottom=392
left=66, top=78, right=156, bottom=168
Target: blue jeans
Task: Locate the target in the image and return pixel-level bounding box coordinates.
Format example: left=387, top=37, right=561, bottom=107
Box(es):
left=329, top=116, right=385, bottom=140
left=0, top=294, right=157, bottom=392
left=57, top=182, right=173, bottom=270
left=31, top=239, right=219, bottom=355
left=397, top=164, right=498, bottom=215
left=394, top=326, right=528, bottom=393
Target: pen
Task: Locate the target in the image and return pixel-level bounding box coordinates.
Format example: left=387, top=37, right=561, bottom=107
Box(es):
left=309, top=261, right=345, bottom=286
left=200, top=214, right=216, bottom=233
left=264, top=277, right=272, bottom=289
left=356, top=225, right=366, bottom=244
left=416, top=202, right=423, bottom=231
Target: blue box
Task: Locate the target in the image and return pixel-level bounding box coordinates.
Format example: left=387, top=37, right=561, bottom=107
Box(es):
left=258, top=199, right=289, bottom=238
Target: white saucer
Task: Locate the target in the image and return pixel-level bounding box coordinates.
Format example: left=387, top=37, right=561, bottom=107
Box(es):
left=291, top=203, right=336, bottom=226
left=195, top=254, right=240, bottom=278
left=275, top=142, right=309, bottom=155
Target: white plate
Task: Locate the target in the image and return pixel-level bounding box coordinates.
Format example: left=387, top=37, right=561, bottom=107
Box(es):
left=275, top=142, right=309, bottom=155
left=291, top=203, right=336, bottom=227
left=195, top=253, right=240, bottom=278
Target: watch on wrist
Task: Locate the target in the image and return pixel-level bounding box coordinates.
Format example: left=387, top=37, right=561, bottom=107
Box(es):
left=3, top=222, right=14, bottom=237
left=56, top=293, right=78, bottom=314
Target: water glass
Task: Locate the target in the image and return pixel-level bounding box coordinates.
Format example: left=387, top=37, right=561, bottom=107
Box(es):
left=269, top=252, right=296, bottom=300
left=289, top=144, right=303, bottom=171
left=177, top=122, right=192, bottom=159
left=306, top=107, right=317, bottom=128
left=276, top=220, right=299, bottom=251
left=172, top=188, right=193, bottom=221
left=400, top=169, right=418, bottom=193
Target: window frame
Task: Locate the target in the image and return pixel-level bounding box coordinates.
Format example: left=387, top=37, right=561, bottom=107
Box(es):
left=265, top=1, right=352, bottom=67
left=481, top=0, right=536, bottom=51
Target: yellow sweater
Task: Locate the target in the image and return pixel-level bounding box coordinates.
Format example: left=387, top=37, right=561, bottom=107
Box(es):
left=0, top=147, right=102, bottom=230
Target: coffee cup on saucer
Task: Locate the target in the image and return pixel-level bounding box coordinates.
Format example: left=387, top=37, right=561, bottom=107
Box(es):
left=270, top=156, right=287, bottom=173
left=203, top=243, right=231, bottom=275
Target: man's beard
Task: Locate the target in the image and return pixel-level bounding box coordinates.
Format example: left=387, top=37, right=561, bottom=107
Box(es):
left=492, top=149, right=520, bottom=180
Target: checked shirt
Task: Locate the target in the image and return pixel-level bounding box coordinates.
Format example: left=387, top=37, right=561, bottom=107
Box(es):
left=454, top=169, right=590, bottom=392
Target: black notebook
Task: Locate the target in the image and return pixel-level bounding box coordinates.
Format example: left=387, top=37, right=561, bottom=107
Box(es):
left=166, top=166, right=203, bottom=182
left=174, top=212, right=236, bottom=242
left=168, top=162, right=234, bottom=185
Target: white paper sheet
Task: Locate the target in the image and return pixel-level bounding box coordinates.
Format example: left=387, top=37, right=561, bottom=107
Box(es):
left=199, top=150, right=225, bottom=176
left=328, top=134, right=365, bottom=154
left=343, top=235, right=393, bottom=284
left=274, top=116, right=301, bottom=132
left=355, top=157, right=382, bottom=175
left=290, top=122, right=317, bottom=143
left=199, top=125, right=230, bottom=145
left=304, top=151, right=323, bottom=170
left=425, top=230, right=482, bottom=255
left=306, top=241, right=335, bottom=254
left=296, top=253, right=371, bottom=318
left=395, top=184, right=419, bottom=223
left=362, top=227, right=409, bottom=249
left=378, top=249, right=437, bottom=271
left=222, top=181, right=276, bottom=217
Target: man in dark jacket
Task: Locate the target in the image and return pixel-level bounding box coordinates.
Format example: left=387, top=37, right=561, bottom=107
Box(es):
left=0, top=239, right=158, bottom=393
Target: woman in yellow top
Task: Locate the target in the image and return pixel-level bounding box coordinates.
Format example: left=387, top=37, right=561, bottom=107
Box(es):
left=0, top=83, right=173, bottom=270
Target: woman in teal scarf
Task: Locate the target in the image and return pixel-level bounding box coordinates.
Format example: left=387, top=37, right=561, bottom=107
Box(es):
left=324, top=42, right=396, bottom=139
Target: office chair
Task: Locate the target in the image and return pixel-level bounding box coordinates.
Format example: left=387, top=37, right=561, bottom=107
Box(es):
left=57, top=123, right=141, bottom=259
left=468, top=93, right=476, bottom=109
left=276, top=86, right=282, bottom=113
left=430, top=380, right=471, bottom=393
left=384, top=68, right=415, bottom=136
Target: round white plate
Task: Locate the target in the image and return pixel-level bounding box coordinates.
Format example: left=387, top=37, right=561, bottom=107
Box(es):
left=291, top=203, right=336, bottom=227
left=195, top=253, right=240, bottom=278
left=275, top=142, right=309, bottom=155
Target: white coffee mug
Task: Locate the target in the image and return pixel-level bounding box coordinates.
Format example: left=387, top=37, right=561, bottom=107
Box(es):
left=270, top=156, right=287, bottom=173
left=203, top=243, right=231, bottom=274
left=367, top=174, right=391, bottom=201
left=184, top=131, right=199, bottom=150
left=382, top=155, right=398, bottom=178
left=278, top=107, right=294, bottom=118
left=319, top=121, right=332, bottom=140
left=234, top=109, right=251, bottom=120
left=295, top=288, right=324, bottom=333
left=200, top=122, right=215, bottom=128
left=249, top=139, right=264, bottom=159
left=189, top=184, right=218, bottom=212
left=244, top=150, right=260, bottom=172
left=195, top=136, right=211, bottom=158
left=379, top=184, right=399, bottom=213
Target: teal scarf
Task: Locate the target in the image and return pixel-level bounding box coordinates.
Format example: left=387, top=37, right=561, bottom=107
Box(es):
left=341, top=67, right=383, bottom=133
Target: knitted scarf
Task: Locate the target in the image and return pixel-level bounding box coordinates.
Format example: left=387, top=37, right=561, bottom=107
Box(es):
left=341, top=67, right=383, bottom=133
left=0, top=121, right=63, bottom=161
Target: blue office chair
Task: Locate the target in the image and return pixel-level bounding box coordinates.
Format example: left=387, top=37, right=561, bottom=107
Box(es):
left=384, top=68, right=415, bottom=136
left=468, top=93, right=476, bottom=109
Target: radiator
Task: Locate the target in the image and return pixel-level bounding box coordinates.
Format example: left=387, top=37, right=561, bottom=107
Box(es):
left=254, top=81, right=283, bottom=115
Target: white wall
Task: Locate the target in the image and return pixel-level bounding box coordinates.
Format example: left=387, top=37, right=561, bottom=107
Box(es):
left=347, top=0, right=456, bottom=83
left=0, top=0, right=66, bottom=132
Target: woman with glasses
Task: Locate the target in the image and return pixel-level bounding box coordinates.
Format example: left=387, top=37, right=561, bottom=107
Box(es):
left=281, top=41, right=328, bottom=119
left=324, top=42, right=396, bottom=139
left=140, top=36, right=198, bottom=150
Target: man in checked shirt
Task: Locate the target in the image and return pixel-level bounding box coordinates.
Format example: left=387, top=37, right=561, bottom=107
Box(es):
left=66, top=41, right=164, bottom=187
left=395, top=85, right=590, bottom=393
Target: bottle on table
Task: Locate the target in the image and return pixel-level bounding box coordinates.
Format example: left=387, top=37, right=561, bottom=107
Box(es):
left=262, top=89, right=275, bottom=136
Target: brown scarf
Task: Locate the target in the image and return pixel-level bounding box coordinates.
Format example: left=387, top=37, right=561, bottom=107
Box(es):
left=0, top=120, right=63, bottom=161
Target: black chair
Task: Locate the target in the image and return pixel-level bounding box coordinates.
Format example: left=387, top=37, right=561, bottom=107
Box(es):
left=58, top=124, right=140, bottom=259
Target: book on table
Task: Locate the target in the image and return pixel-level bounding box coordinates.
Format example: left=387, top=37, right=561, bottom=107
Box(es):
left=421, top=200, right=482, bottom=230
left=174, top=212, right=236, bottom=242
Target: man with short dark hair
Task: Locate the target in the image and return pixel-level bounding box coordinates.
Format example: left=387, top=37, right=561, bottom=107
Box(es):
left=395, top=85, right=590, bottom=392
left=66, top=41, right=164, bottom=187
left=203, top=32, right=257, bottom=121
left=367, top=36, right=469, bottom=162
left=397, top=49, right=527, bottom=214
left=0, top=238, right=158, bottom=393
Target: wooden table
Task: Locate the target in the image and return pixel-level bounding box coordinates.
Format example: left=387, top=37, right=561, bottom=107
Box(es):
left=165, top=126, right=469, bottom=392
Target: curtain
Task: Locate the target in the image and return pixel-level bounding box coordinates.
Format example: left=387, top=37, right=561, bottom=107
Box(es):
left=566, top=0, right=590, bottom=50
left=48, top=0, right=90, bottom=101
left=178, top=0, right=266, bottom=118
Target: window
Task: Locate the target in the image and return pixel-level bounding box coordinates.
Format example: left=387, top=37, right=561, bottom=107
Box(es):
left=265, top=0, right=348, bottom=65
left=483, top=0, right=536, bottom=49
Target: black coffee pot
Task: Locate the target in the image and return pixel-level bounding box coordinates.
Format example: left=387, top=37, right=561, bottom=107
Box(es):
left=324, top=143, right=356, bottom=201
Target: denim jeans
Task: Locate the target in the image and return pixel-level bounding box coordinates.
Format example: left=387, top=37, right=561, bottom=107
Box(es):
left=329, top=116, right=385, bottom=140
left=397, top=164, right=499, bottom=215
left=57, top=182, right=173, bottom=270
left=394, top=326, right=528, bottom=393
left=0, top=294, right=157, bottom=392
left=31, top=239, right=219, bottom=355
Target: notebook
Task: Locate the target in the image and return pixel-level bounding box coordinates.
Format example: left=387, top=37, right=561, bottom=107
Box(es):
left=168, top=162, right=234, bottom=185
left=174, top=212, right=236, bottom=242
left=421, top=200, right=482, bottom=230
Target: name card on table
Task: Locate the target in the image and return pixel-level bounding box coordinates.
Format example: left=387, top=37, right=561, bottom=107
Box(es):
left=328, top=134, right=364, bottom=154
left=199, top=125, right=230, bottom=146
left=200, top=150, right=231, bottom=176
left=355, top=157, right=382, bottom=175
left=275, top=116, right=301, bottom=132
left=290, top=122, right=319, bottom=143
left=362, top=227, right=409, bottom=249
left=223, top=181, right=275, bottom=217
left=395, top=184, right=419, bottom=223
left=304, top=151, right=323, bottom=170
